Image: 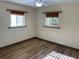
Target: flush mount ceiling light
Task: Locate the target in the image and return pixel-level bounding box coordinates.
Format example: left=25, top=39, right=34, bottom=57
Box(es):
left=35, top=0, right=42, bottom=7
left=34, top=0, right=51, bottom=7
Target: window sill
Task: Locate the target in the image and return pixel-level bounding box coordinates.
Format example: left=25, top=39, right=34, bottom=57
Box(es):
left=44, top=26, right=61, bottom=29
left=8, top=26, right=27, bottom=29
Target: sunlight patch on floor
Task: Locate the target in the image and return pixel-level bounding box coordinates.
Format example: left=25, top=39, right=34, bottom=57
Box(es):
left=43, top=51, right=76, bottom=59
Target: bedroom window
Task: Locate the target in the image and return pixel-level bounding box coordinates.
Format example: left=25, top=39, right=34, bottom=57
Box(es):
left=45, top=17, right=59, bottom=27
left=7, top=9, right=28, bottom=28
left=10, top=14, right=25, bottom=27
left=44, top=12, right=61, bottom=29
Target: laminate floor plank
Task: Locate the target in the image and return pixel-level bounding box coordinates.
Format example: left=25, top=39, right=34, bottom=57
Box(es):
left=0, top=39, right=79, bottom=59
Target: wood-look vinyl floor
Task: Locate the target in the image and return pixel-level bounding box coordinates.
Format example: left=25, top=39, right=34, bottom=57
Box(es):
left=0, top=38, right=79, bottom=59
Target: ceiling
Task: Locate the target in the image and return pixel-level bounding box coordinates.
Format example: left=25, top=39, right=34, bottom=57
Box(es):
left=1, top=0, right=79, bottom=8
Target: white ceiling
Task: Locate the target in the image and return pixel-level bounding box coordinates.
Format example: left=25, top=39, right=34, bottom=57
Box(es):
left=1, top=0, right=79, bottom=8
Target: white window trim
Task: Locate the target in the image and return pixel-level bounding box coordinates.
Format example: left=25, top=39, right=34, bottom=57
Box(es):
left=8, top=14, right=26, bottom=29
left=44, top=17, right=60, bottom=29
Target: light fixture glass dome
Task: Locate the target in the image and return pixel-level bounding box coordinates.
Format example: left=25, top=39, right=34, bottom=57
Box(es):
left=35, top=2, right=42, bottom=7
left=35, top=0, right=42, bottom=7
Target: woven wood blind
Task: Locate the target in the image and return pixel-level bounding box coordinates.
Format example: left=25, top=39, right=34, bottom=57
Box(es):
left=7, top=9, right=28, bottom=15
left=43, top=11, right=62, bottom=17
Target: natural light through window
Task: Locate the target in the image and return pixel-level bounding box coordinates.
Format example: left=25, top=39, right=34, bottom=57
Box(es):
left=11, top=14, right=25, bottom=27
left=43, top=51, right=76, bottom=59
left=45, top=17, right=59, bottom=27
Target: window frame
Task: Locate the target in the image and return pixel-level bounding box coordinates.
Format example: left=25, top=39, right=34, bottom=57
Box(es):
left=7, top=9, right=27, bottom=29
left=43, top=12, right=61, bottom=29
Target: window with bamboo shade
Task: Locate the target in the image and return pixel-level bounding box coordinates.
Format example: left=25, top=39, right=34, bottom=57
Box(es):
left=7, top=9, right=28, bottom=29
left=44, top=11, right=61, bottom=29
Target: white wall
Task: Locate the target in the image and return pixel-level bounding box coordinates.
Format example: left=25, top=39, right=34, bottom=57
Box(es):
left=0, top=2, right=79, bottom=49
left=0, top=2, right=36, bottom=47
left=36, top=4, right=79, bottom=49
